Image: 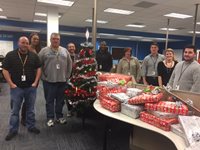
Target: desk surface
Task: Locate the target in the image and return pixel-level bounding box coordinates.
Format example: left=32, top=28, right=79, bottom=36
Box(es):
left=93, top=100, right=186, bottom=150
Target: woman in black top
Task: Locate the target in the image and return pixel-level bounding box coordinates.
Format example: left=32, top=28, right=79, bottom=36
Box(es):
left=157, top=48, right=178, bottom=87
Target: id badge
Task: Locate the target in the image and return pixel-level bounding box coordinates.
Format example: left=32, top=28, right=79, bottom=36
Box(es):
left=21, top=75, right=26, bottom=81
left=56, top=64, right=60, bottom=70
left=175, top=85, right=180, bottom=90
left=99, top=65, right=102, bottom=69
left=152, top=71, right=156, bottom=75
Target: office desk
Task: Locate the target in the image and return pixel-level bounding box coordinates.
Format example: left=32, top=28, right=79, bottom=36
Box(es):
left=94, top=100, right=187, bottom=150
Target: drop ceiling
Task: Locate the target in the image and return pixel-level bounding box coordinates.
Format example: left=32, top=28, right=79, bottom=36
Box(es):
left=0, top=0, right=200, bottom=40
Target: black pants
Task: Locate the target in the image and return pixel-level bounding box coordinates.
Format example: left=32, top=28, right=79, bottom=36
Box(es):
left=146, top=76, right=158, bottom=86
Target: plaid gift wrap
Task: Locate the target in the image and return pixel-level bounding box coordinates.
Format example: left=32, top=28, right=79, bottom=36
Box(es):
left=140, top=111, right=178, bottom=131
left=99, top=94, right=121, bottom=112
left=145, top=101, right=188, bottom=115
left=128, top=93, right=163, bottom=105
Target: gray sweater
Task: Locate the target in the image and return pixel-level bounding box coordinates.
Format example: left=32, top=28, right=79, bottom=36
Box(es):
left=38, top=46, right=72, bottom=83
left=168, top=60, right=200, bottom=93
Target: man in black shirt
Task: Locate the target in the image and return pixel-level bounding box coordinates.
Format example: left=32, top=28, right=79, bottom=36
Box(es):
left=96, top=41, right=113, bottom=72
left=2, top=36, right=41, bottom=141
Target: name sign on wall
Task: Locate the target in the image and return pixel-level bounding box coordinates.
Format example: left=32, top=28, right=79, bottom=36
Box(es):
left=0, top=40, right=14, bottom=57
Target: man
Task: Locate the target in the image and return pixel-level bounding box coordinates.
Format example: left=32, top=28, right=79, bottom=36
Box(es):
left=2, top=36, right=41, bottom=141
left=96, top=41, right=113, bottom=72
left=38, top=33, right=72, bottom=127
left=168, top=44, right=200, bottom=93
left=66, top=42, right=78, bottom=117
left=141, top=42, right=164, bottom=86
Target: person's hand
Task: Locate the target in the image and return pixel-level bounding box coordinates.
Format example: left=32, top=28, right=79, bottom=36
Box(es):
left=31, top=82, right=38, bottom=88
left=10, top=83, right=17, bottom=89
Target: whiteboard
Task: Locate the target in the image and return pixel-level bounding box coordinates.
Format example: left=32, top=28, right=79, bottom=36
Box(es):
left=0, top=40, right=13, bottom=57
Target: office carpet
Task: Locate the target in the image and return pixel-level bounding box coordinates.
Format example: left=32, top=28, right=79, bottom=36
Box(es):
left=0, top=83, right=131, bottom=150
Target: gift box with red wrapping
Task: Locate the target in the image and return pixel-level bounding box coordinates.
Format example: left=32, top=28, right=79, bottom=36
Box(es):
left=98, top=73, right=132, bottom=84
left=145, top=101, right=189, bottom=115
left=121, top=103, right=144, bottom=119
left=99, top=94, right=121, bottom=112
left=140, top=111, right=178, bottom=131
left=98, top=86, right=127, bottom=96
left=147, top=110, right=178, bottom=119
left=128, top=93, right=163, bottom=105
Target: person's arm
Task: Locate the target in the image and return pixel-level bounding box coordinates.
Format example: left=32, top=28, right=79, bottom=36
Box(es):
left=191, top=67, right=200, bottom=93
left=2, top=69, right=17, bottom=88
left=32, top=68, right=41, bottom=87
left=157, top=62, right=163, bottom=87
left=141, top=58, right=148, bottom=85
left=108, top=53, right=113, bottom=71
left=168, top=69, right=175, bottom=88
left=135, top=59, right=141, bottom=83
left=66, top=52, right=73, bottom=79
left=116, top=60, right=122, bottom=74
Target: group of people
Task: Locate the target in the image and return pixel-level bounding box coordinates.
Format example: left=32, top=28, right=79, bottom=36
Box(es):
left=2, top=33, right=200, bottom=141
left=96, top=41, right=200, bottom=93
left=2, top=33, right=73, bottom=141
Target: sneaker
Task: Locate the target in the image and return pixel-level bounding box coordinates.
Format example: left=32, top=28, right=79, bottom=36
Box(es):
left=47, top=119, right=54, bottom=127
left=28, top=127, right=40, bottom=134
left=5, top=131, right=18, bottom=141
left=56, top=118, right=67, bottom=124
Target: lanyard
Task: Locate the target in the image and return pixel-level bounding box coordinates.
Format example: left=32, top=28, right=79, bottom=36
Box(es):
left=18, top=52, right=28, bottom=75
left=177, top=62, right=192, bottom=82
left=151, top=56, right=158, bottom=70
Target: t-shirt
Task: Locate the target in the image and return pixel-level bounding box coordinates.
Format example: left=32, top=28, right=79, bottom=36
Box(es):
left=2, top=49, right=41, bottom=88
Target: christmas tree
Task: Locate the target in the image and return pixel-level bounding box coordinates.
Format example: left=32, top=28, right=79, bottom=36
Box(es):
left=65, top=31, right=97, bottom=108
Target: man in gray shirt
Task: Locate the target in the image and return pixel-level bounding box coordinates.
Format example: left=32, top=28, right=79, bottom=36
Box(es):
left=38, top=33, right=72, bottom=127
left=168, top=44, right=200, bottom=93
left=141, top=42, right=164, bottom=86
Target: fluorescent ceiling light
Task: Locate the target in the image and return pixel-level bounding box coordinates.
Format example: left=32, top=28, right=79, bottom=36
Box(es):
left=35, top=12, right=47, bottom=17
left=197, top=22, right=200, bottom=25
left=35, top=12, right=62, bottom=18
left=0, top=8, right=3, bottom=11
left=37, top=0, right=74, bottom=6
left=60, top=32, right=75, bottom=35
left=98, top=33, right=115, bottom=36
left=117, top=37, right=130, bottom=40
left=160, top=28, right=178, bottom=31
left=164, top=13, right=192, bottom=19
left=188, top=31, right=200, bottom=34
left=126, top=24, right=145, bottom=28
left=0, top=15, right=7, bottom=19
left=22, top=28, right=40, bottom=32
left=104, top=8, right=134, bottom=15
left=85, top=19, right=108, bottom=24
left=34, top=19, right=47, bottom=23
left=130, top=36, right=143, bottom=38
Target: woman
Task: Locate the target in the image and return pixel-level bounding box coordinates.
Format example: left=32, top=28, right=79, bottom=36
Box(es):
left=157, top=48, right=178, bottom=87
left=116, top=47, right=141, bottom=83
left=21, top=33, right=41, bottom=126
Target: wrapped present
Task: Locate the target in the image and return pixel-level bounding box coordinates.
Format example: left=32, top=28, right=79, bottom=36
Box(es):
left=140, top=111, right=178, bottom=131
left=147, top=110, right=178, bottom=119
left=145, top=101, right=189, bottom=115
left=99, top=95, right=121, bottom=112
left=171, top=124, right=185, bottom=138
left=111, top=93, right=130, bottom=102
left=98, top=86, right=127, bottom=95
left=179, top=115, right=200, bottom=146
left=126, top=88, right=142, bottom=98
left=121, top=103, right=144, bottom=119
left=128, top=93, right=163, bottom=105
left=98, top=73, right=132, bottom=84
left=98, top=81, right=118, bottom=88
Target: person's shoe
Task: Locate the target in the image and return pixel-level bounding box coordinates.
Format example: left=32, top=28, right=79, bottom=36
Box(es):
left=28, top=127, right=40, bottom=134
left=56, top=118, right=67, bottom=124
left=21, top=119, right=26, bottom=126
left=47, top=119, right=54, bottom=127
left=5, top=131, right=18, bottom=141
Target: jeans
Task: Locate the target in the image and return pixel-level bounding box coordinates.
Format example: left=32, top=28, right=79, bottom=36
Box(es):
left=9, top=87, right=37, bottom=133
left=42, top=81, right=66, bottom=120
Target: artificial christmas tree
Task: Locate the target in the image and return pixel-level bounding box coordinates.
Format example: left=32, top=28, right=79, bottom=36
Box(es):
left=65, top=30, right=97, bottom=116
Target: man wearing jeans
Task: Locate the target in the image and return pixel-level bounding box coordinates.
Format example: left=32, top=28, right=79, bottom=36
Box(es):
left=2, top=36, right=41, bottom=141
left=38, top=33, right=72, bottom=127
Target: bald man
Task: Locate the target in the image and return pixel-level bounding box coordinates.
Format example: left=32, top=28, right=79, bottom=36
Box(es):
left=2, top=36, right=41, bottom=141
